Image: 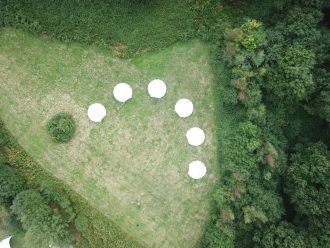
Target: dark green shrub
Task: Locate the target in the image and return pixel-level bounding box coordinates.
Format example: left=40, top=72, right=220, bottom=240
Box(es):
left=47, top=113, right=76, bottom=143
left=3, top=214, right=23, bottom=234
left=1, top=0, right=194, bottom=57
left=11, top=189, right=72, bottom=247
left=41, top=180, right=75, bottom=221
left=75, top=215, right=89, bottom=232
left=246, top=104, right=266, bottom=126
left=254, top=221, right=306, bottom=247
left=0, top=164, right=26, bottom=205
left=265, top=44, right=316, bottom=102
left=286, top=142, right=330, bottom=217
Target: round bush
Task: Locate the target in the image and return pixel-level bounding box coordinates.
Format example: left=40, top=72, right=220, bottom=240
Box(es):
left=74, top=215, right=89, bottom=232
left=47, top=113, right=76, bottom=143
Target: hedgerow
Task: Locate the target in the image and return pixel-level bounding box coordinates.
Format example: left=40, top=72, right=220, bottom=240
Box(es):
left=0, top=0, right=195, bottom=57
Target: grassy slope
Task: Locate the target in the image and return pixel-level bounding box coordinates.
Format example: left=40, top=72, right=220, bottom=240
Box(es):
left=0, top=120, right=142, bottom=248
left=0, top=28, right=219, bottom=247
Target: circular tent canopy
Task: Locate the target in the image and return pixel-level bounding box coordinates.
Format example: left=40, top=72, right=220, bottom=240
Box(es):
left=88, top=103, right=106, bottom=122
left=0, top=236, right=11, bottom=248
left=113, top=83, right=133, bottom=102
left=186, top=127, right=205, bottom=146
left=188, top=161, right=207, bottom=179
left=148, top=79, right=167, bottom=98
left=175, top=99, right=193, bottom=118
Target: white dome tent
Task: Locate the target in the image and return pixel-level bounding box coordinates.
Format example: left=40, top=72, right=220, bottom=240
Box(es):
left=188, top=161, right=207, bottom=179
left=186, top=127, right=205, bottom=146
left=113, top=83, right=133, bottom=102
left=0, top=236, right=11, bottom=248
left=87, top=103, right=106, bottom=122
left=175, top=99, right=193, bottom=118
left=148, top=79, right=167, bottom=98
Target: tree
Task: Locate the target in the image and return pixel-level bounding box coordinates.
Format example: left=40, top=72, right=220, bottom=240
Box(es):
left=41, top=180, right=75, bottom=220
left=253, top=221, right=306, bottom=248
left=11, top=190, right=72, bottom=247
left=307, top=69, right=330, bottom=122
left=75, top=214, right=89, bottom=232
left=286, top=142, right=330, bottom=217
left=0, top=163, right=25, bottom=205
left=265, top=44, right=315, bottom=102
left=276, top=6, right=322, bottom=49
left=224, top=19, right=267, bottom=108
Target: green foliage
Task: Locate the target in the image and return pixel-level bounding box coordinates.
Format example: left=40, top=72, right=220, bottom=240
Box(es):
left=237, top=121, right=262, bottom=152
left=3, top=214, right=23, bottom=234
left=266, top=44, right=316, bottom=102
left=198, top=1, right=330, bottom=246
left=311, top=87, right=330, bottom=123
left=286, top=142, right=330, bottom=217
left=77, top=210, right=141, bottom=248
left=10, top=190, right=50, bottom=227
left=294, top=0, right=327, bottom=8
left=254, top=221, right=306, bottom=248
left=41, top=180, right=74, bottom=220
left=47, top=113, right=76, bottom=143
left=75, top=214, right=89, bottom=232
left=242, top=182, right=284, bottom=223
left=198, top=224, right=235, bottom=248
left=239, top=20, right=267, bottom=51
left=0, top=0, right=194, bottom=57
left=224, top=19, right=266, bottom=108
left=246, top=104, right=266, bottom=126
left=307, top=69, right=330, bottom=122
left=279, top=6, right=322, bottom=48
left=243, top=206, right=268, bottom=224
left=0, top=164, right=26, bottom=205
left=305, top=217, right=330, bottom=248
left=11, top=189, right=72, bottom=247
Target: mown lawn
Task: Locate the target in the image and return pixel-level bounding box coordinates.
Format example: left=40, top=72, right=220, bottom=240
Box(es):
left=0, top=28, right=219, bottom=247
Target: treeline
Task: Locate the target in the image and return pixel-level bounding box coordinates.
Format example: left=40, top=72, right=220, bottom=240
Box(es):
left=0, top=121, right=141, bottom=248
left=196, top=0, right=330, bottom=247
left=0, top=134, right=72, bottom=246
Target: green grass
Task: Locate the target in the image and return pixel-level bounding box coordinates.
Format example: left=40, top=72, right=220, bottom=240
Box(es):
left=1, top=0, right=195, bottom=57
left=0, top=28, right=219, bottom=247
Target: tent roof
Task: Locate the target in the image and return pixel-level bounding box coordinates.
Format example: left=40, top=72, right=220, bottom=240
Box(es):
left=186, top=127, right=205, bottom=146
left=0, top=236, right=11, bottom=248
left=113, top=83, right=133, bottom=102
left=148, top=79, right=167, bottom=98
left=188, top=161, right=206, bottom=179
left=175, top=99, right=193, bottom=118
left=88, top=103, right=106, bottom=122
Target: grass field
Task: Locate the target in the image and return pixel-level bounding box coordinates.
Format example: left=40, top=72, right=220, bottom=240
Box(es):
left=0, top=28, right=219, bottom=247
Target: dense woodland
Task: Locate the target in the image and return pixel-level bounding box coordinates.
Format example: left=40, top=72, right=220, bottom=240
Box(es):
left=196, top=0, right=330, bottom=247
left=0, top=0, right=329, bottom=247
